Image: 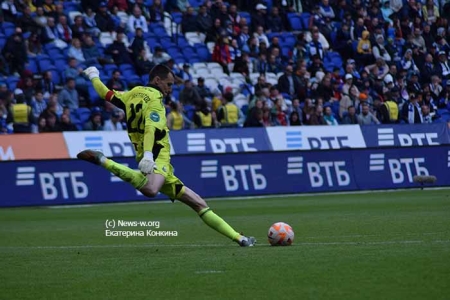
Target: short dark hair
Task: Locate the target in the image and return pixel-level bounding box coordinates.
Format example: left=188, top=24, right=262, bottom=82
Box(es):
left=149, top=64, right=173, bottom=81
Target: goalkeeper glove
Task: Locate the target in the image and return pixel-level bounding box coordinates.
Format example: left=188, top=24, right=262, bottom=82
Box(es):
left=83, top=67, right=100, bottom=80
left=138, top=151, right=156, bottom=174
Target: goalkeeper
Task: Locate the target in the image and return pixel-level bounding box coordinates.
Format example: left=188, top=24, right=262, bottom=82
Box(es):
left=80, top=65, right=256, bottom=247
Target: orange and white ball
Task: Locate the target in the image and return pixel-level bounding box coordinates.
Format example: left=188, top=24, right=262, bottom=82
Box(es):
left=268, top=222, right=294, bottom=246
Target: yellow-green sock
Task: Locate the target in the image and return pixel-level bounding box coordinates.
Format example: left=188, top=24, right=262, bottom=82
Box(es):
left=103, top=158, right=148, bottom=190
left=198, top=208, right=242, bottom=242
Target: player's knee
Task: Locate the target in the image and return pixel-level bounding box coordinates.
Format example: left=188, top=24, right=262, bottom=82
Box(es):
left=140, top=186, right=159, bottom=198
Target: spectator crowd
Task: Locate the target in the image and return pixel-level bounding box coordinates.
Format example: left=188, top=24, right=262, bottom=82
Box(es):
left=0, top=0, right=450, bottom=134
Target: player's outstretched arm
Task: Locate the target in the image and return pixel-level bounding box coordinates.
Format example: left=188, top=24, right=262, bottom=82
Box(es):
left=84, top=67, right=126, bottom=109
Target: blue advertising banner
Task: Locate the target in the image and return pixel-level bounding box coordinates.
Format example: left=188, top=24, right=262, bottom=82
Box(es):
left=1, top=146, right=449, bottom=207
left=360, top=124, right=450, bottom=148
left=170, top=128, right=272, bottom=154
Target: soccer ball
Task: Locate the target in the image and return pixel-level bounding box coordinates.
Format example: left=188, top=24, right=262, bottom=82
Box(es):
left=268, top=222, right=294, bottom=246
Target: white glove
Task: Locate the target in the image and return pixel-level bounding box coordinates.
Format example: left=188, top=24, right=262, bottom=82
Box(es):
left=83, top=67, right=100, bottom=80
left=138, top=151, right=155, bottom=174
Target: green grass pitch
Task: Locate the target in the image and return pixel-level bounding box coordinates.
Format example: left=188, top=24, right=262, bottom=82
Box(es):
left=1, top=190, right=449, bottom=300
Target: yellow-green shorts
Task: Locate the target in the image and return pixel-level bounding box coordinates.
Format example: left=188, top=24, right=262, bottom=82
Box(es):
left=153, top=159, right=185, bottom=201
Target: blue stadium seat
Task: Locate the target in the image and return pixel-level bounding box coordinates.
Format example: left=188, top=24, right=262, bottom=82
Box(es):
left=77, top=108, right=92, bottom=124
left=171, top=12, right=183, bottom=24
left=38, top=58, right=54, bottom=72
left=63, top=2, right=80, bottom=12
left=187, top=56, right=201, bottom=64
left=281, top=47, right=291, bottom=58
left=141, top=74, right=149, bottom=84
left=283, top=35, right=296, bottom=47
left=3, top=27, right=15, bottom=37
left=0, top=37, right=5, bottom=49
left=153, top=27, right=169, bottom=37
left=88, top=86, right=101, bottom=105
left=288, top=15, right=302, bottom=31
left=103, top=64, right=118, bottom=76
left=125, top=75, right=142, bottom=85
left=300, top=13, right=311, bottom=29
left=7, top=77, right=19, bottom=90
left=188, top=0, right=203, bottom=7
left=26, top=60, right=39, bottom=73
left=182, top=46, right=196, bottom=58
left=239, top=12, right=251, bottom=25
left=119, top=63, right=134, bottom=72
left=196, top=46, right=210, bottom=61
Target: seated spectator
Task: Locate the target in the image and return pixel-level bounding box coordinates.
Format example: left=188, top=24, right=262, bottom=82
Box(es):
left=289, top=111, right=301, bottom=126
left=128, top=5, right=148, bottom=33
left=71, top=15, right=88, bottom=40
left=42, top=17, right=67, bottom=49
left=342, top=105, right=358, bottom=124
left=105, top=32, right=133, bottom=65
left=18, top=6, right=38, bottom=33
left=45, top=113, right=61, bottom=132
left=149, top=0, right=164, bottom=23
left=108, top=0, right=128, bottom=12
left=84, top=109, right=104, bottom=131
left=308, top=105, right=326, bottom=125
left=358, top=103, right=380, bottom=125
left=25, top=33, right=42, bottom=57
left=179, top=64, right=193, bottom=81
left=104, top=110, right=125, bottom=131
left=58, top=78, right=79, bottom=110
left=34, top=7, right=48, bottom=28
left=59, top=113, right=78, bottom=131
left=56, top=15, right=73, bottom=44
left=323, top=106, right=338, bottom=125
left=106, top=70, right=127, bottom=91
left=271, top=98, right=288, bottom=126
left=421, top=104, right=433, bottom=124
left=31, top=90, right=47, bottom=120
left=68, top=38, right=87, bottom=63
left=152, top=46, right=171, bottom=65
left=244, top=106, right=264, bottom=127
left=180, top=80, right=201, bottom=106
left=82, top=35, right=108, bottom=64
left=181, top=7, right=198, bottom=33
left=167, top=102, right=185, bottom=130
left=134, top=49, right=155, bottom=76
left=83, top=8, right=101, bottom=37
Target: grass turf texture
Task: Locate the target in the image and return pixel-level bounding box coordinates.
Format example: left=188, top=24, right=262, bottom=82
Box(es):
left=1, top=190, right=449, bottom=300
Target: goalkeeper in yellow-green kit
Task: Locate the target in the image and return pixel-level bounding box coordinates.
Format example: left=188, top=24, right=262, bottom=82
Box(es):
left=79, top=64, right=256, bottom=247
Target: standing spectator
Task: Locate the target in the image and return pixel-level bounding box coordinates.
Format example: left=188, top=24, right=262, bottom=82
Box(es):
left=212, top=38, right=231, bottom=75
left=152, top=46, right=171, bottom=65
left=252, top=4, right=267, bottom=32
left=289, top=111, right=301, bottom=126
left=71, top=15, right=88, bottom=40
left=18, top=7, right=38, bottom=33
left=194, top=99, right=215, bottom=128
left=2, top=27, right=27, bottom=76
left=34, top=7, right=48, bottom=28
left=58, top=78, right=79, bottom=110
left=197, top=5, right=212, bottom=34
left=358, top=103, right=380, bottom=125
left=167, top=102, right=185, bottom=130
left=108, top=0, right=128, bottom=12
left=37, top=71, right=56, bottom=96
left=267, top=7, right=284, bottom=33
left=9, top=89, right=33, bottom=133
left=128, top=5, right=148, bottom=33
left=179, top=80, right=201, bottom=106
left=217, top=92, right=240, bottom=128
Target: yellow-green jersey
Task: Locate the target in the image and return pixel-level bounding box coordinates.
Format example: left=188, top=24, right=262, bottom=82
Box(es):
left=99, top=81, right=170, bottom=163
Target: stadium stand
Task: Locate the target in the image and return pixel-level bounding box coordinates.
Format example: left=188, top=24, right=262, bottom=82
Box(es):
left=0, top=0, right=450, bottom=134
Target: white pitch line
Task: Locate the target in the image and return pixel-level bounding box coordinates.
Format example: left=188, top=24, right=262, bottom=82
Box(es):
left=46, top=187, right=450, bottom=209
left=1, top=240, right=449, bottom=250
